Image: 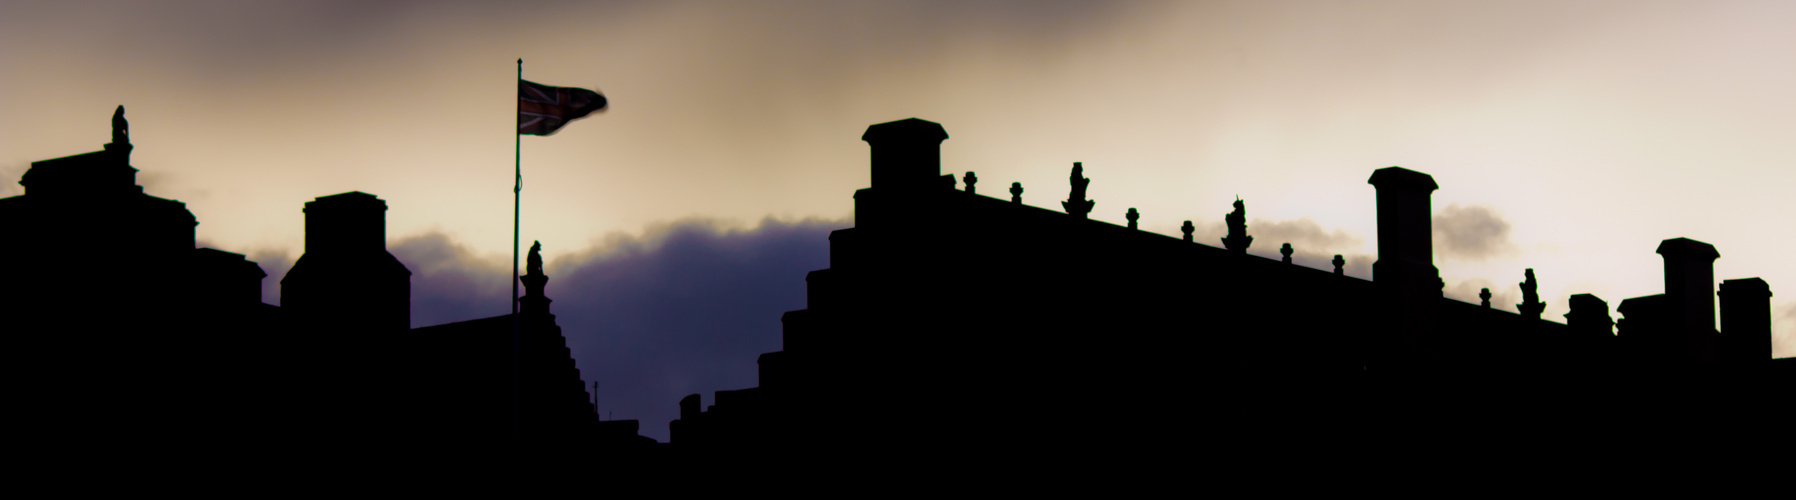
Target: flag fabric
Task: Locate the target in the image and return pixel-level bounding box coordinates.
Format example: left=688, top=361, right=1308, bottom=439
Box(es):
left=518, top=79, right=607, bottom=136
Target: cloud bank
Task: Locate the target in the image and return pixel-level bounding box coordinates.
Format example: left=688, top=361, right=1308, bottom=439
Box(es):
left=1433, top=204, right=1518, bottom=262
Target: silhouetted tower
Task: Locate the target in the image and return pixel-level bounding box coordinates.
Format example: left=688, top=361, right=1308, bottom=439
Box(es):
left=281, top=192, right=411, bottom=332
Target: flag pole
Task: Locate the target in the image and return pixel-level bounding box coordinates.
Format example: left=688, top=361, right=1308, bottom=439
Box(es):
left=512, top=57, right=522, bottom=439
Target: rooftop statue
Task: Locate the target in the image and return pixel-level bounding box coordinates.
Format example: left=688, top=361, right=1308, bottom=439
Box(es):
left=527, top=240, right=544, bottom=277
left=111, top=105, right=128, bottom=145
left=1518, top=268, right=1546, bottom=318
left=1061, top=162, right=1094, bottom=219
left=1221, top=197, right=1253, bottom=253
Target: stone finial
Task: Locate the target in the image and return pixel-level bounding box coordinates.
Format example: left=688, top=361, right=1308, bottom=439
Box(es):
left=1280, top=243, right=1294, bottom=264
left=1126, top=208, right=1139, bottom=230
left=1061, top=162, right=1094, bottom=218
left=1480, top=288, right=1492, bottom=307
left=1221, top=197, right=1252, bottom=253
left=1518, top=268, right=1546, bottom=319
left=1010, top=182, right=1023, bottom=204
left=1181, top=221, right=1195, bottom=242
left=963, top=171, right=978, bottom=195
left=111, top=105, right=129, bottom=145
left=1332, top=254, right=1345, bottom=275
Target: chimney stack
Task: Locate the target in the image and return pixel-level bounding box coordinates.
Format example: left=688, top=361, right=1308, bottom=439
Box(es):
left=282, top=191, right=411, bottom=333
left=304, top=192, right=388, bottom=255
left=1367, top=167, right=1442, bottom=299
left=862, top=118, right=948, bottom=193
left=1656, top=237, right=1720, bottom=362
left=1656, top=239, right=1718, bottom=328
left=1718, top=278, right=1772, bottom=362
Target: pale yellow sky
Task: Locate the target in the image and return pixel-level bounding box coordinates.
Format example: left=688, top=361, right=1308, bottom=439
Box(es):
left=3, top=0, right=1792, bottom=354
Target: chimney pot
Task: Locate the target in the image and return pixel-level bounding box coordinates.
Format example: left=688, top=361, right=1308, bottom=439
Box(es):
left=861, top=118, right=948, bottom=193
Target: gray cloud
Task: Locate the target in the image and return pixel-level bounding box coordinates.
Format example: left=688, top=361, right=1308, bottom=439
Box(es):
left=1433, top=204, right=1518, bottom=262
left=246, top=249, right=293, bottom=306
left=390, top=232, right=513, bottom=327
left=548, top=217, right=838, bottom=442
left=1250, top=218, right=1364, bottom=253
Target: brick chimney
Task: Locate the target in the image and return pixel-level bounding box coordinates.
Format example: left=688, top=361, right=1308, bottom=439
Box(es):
left=304, top=192, right=388, bottom=255
left=862, top=118, right=948, bottom=193
left=282, top=191, right=411, bottom=332
left=1718, top=277, right=1771, bottom=362
left=1367, top=167, right=1442, bottom=299
left=1656, top=237, right=1719, bottom=362
left=1366, top=167, right=1442, bottom=369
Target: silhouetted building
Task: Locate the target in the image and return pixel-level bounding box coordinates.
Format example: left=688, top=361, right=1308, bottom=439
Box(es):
left=668, top=117, right=1789, bottom=468
left=0, top=108, right=623, bottom=451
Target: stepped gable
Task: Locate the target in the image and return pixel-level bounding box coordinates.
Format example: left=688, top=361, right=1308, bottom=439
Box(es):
left=405, top=241, right=621, bottom=447
left=668, top=117, right=1783, bottom=468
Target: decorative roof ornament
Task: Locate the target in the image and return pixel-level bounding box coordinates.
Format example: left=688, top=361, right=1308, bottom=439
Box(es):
left=963, top=172, right=978, bottom=195
left=1126, top=208, right=1139, bottom=230
left=1333, top=254, right=1345, bottom=275
left=1518, top=268, right=1546, bottom=319
left=111, top=105, right=129, bottom=145
left=1221, top=197, right=1253, bottom=253
left=1280, top=243, right=1294, bottom=264
left=1010, top=182, right=1023, bottom=204
left=1061, top=162, right=1094, bottom=219
left=1480, top=288, right=1492, bottom=308
left=527, top=240, right=545, bottom=277
left=1181, top=221, right=1195, bottom=242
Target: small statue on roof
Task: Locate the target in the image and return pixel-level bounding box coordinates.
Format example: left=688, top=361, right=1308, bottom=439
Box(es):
left=111, top=105, right=129, bottom=145
left=1518, top=268, right=1546, bottom=319
left=1062, top=162, right=1095, bottom=219
left=1221, top=197, right=1253, bottom=253
left=527, top=240, right=544, bottom=277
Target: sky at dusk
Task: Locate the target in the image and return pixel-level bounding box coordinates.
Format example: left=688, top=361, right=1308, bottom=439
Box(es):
left=4, top=0, right=1793, bottom=439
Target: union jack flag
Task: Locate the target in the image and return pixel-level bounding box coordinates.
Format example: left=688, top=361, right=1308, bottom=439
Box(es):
left=519, top=79, right=607, bottom=136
